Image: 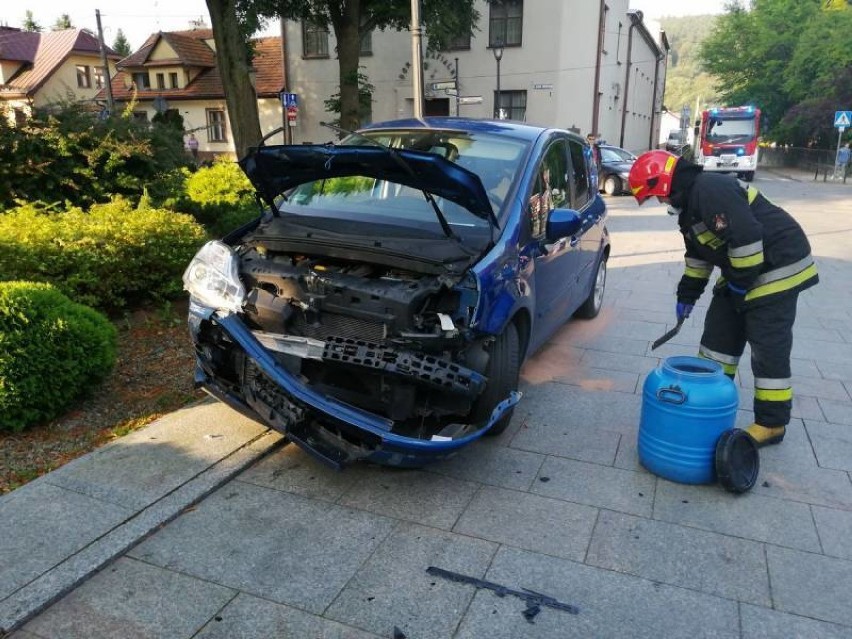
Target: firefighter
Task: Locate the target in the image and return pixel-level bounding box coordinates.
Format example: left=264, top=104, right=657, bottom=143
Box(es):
left=628, top=150, right=819, bottom=447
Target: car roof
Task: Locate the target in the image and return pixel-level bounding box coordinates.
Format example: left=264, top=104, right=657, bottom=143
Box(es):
left=360, top=116, right=582, bottom=145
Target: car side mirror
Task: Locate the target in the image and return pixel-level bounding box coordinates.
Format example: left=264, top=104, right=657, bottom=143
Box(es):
left=546, top=208, right=582, bottom=240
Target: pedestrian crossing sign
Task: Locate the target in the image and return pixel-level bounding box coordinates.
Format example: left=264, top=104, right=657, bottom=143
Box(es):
left=834, top=110, right=852, bottom=128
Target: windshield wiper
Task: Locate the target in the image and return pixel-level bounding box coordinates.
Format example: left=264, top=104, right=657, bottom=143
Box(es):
left=320, top=121, right=460, bottom=241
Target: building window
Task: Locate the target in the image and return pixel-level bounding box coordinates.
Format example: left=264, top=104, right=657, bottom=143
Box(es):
left=132, top=111, right=149, bottom=124
left=444, top=32, right=471, bottom=51
left=207, top=109, right=227, bottom=142
left=13, top=108, right=27, bottom=127
left=94, top=67, right=106, bottom=89
left=76, top=65, right=91, bottom=88
left=169, top=72, right=179, bottom=88
left=489, top=0, right=523, bottom=47
left=156, top=73, right=165, bottom=89
left=303, top=22, right=329, bottom=58
left=360, top=29, right=372, bottom=55
left=132, top=72, right=150, bottom=89
left=495, top=89, right=526, bottom=121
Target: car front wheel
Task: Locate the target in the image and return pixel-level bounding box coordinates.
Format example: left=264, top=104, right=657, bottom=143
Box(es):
left=574, top=257, right=607, bottom=319
left=473, top=323, right=521, bottom=437
left=603, top=175, right=622, bottom=196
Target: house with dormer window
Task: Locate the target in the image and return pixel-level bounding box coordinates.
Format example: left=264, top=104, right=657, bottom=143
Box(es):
left=0, top=26, right=120, bottom=125
left=105, top=28, right=286, bottom=161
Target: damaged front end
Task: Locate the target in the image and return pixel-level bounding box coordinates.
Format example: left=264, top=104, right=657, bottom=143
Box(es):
left=185, top=240, right=520, bottom=469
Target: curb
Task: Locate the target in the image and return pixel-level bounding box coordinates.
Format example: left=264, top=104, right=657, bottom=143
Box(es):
left=0, top=429, right=286, bottom=634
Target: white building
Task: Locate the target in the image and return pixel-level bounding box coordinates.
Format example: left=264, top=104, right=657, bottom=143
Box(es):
left=282, top=0, right=669, bottom=155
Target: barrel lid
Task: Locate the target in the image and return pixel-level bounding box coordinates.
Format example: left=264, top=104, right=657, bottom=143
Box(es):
left=715, top=429, right=760, bottom=493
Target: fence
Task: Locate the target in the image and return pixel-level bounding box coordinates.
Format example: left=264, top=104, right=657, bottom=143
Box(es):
left=759, top=146, right=849, bottom=183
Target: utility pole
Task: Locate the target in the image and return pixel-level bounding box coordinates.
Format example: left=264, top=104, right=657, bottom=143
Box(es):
left=410, top=0, right=424, bottom=118
left=95, top=9, right=115, bottom=115
left=280, top=18, right=291, bottom=144
left=454, top=57, right=460, bottom=116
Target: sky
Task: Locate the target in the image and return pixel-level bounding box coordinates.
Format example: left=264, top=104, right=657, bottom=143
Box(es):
left=3, top=1, right=731, bottom=52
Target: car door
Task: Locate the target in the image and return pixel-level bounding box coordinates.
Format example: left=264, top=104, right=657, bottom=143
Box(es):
left=567, top=138, right=605, bottom=310
left=529, top=138, right=582, bottom=339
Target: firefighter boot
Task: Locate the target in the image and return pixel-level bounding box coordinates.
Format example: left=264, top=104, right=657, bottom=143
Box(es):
left=745, top=423, right=786, bottom=448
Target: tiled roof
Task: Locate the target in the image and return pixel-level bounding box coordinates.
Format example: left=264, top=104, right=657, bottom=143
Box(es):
left=0, top=29, right=120, bottom=96
left=118, top=28, right=216, bottom=69
left=105, top=34, right=284, bottom=101
left=252, top=37, right=285, bottom=97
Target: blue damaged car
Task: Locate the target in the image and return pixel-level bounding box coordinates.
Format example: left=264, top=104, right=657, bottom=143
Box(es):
left=183, top=117, right=609, bottom=469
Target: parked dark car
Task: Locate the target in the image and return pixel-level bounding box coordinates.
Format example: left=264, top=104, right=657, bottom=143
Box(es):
left=598, top=144, right=636, bottom=196
left=183, top=117, right=610, bottom=469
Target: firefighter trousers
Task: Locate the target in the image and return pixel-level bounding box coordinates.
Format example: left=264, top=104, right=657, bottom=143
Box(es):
left=698, top=291, right=799, bottom=427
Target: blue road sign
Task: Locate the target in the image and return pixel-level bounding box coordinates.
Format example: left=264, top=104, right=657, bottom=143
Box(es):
left=834, top=110, right=852, bottom=128
left=281, top=92, right=298, bottom=108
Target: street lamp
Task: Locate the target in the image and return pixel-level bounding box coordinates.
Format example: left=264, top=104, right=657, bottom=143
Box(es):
left=492, top=38, right=504, bottom=119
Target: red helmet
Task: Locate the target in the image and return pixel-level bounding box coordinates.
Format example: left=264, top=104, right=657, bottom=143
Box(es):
left=628, top=150, right=679, bottom=204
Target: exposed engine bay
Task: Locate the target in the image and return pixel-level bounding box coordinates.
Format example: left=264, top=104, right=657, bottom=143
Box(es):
left=196, top=241, right=492, bottom=439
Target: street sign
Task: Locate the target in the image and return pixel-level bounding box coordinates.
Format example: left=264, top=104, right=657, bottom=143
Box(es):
left=431, top=81, right=456, bottom=91
left=834, top=110, right=852, bottom=128
left=280, top=92, right=298, bottom=108
left=533, top=83, right=553, bottom=90
left=458, top=96, right=483, bottom=105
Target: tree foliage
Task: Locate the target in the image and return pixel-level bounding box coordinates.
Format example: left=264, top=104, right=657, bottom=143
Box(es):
left=52, top=14, right=73, bottom=30
left=659, top=16, right=720, bottom=116
left=699, top=0, right=851, bottom=146
left=0, top=104, right=190, bottom=209
left=22, top=10, right=41, bottom=32
left=112, top=29, right=132, bottom=57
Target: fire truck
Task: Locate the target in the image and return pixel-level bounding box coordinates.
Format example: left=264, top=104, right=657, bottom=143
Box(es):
left=694, top=106, right=761, bottom=181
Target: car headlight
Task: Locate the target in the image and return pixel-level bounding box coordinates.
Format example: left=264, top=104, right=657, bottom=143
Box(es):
left=182, top=240, right=246, bottom=314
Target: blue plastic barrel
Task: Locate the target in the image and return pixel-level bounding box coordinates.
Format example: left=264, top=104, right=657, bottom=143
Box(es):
left=638, top=356, right=739, bottom=484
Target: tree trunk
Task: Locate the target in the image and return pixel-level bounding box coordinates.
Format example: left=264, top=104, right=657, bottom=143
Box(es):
left=206, top=0, right=263, bottom=159
left=331, top=1, right=363, bottom=131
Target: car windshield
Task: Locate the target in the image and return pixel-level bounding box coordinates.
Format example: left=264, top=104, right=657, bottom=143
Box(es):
left=284, top=129, right=529, bottom=235
left=601, top=147, right=635, bottom=163
left=707, top=117, right=756, bottom=144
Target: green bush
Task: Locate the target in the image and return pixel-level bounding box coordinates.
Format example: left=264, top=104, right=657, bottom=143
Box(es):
left=0, top=103, right=190, bottom=210
left=0, top=199, right=207, bottom=310
left=0, top=281, right=117, bottom=432
left=178, top=159, right=260, bottom=237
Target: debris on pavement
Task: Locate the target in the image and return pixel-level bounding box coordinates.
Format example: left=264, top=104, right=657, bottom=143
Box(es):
left=426, top=566, right=579, bottom=623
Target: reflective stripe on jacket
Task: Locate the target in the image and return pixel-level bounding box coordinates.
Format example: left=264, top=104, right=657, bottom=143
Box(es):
left=676, top=173, right=818, bottom=306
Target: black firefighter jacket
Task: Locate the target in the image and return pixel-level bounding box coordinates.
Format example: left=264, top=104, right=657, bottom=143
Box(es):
left=673, top=170, right=818, bottom=308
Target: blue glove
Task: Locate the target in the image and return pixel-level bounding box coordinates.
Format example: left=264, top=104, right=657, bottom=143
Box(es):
left=676, top=302, right=693, bottom=321
left=727, top=283, right=747, bottom=296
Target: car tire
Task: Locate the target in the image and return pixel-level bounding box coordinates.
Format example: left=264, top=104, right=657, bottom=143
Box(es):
left=474, top=322, right=521, bottom=437
left=574, top=256, right=607, bottom=319
left=741, top=171, right=755, bottom=182
left=603, top=175, right=622, bottom=196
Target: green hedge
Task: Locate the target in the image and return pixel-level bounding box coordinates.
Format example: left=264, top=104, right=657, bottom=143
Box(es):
left=0, top=281, right=117, bottom=432
left=0, top=104, right=189, bottom=210
left=172, top=159, right=259, bottom=237
left=0, top=199, right=207, bottom=310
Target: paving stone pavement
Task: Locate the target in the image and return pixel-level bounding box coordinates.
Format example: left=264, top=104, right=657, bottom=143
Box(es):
left=3, top=171, right=851, bottom=638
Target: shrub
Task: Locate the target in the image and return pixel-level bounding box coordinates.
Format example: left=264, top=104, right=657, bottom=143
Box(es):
left=0, top=281, right=117, bottom=432
left=180, top=159, right=260, bottom=236
left=0, top=103, right=190, bottom=210
left=0, top=199, right=207, bottom=310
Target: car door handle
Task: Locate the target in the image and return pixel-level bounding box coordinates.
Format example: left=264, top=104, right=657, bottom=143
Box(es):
left=570, top=236, right=580, bottom=247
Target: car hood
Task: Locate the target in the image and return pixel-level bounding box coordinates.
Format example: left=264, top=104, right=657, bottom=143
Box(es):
left=240, top=144, right=495, bottom=224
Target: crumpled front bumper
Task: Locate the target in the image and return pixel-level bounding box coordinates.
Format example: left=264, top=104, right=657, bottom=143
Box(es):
left=189, top=302, right=521, bottom=468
